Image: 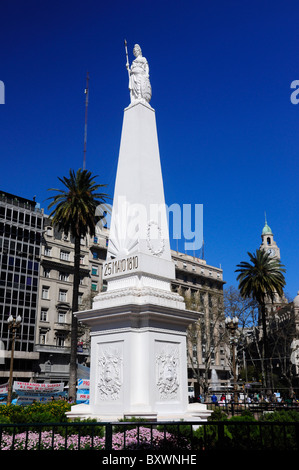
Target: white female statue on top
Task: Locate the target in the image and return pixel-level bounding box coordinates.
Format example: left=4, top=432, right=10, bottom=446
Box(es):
left=125, top=42, right=152, bottom=106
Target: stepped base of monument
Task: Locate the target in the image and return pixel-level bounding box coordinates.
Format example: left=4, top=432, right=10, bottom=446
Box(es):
left=66, top=402, right=212, bottom=422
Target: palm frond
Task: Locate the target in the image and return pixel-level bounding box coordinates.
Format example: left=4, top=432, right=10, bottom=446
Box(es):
left=235, top=249, right=286, bottom=304
left=47, top=168, right=111, bottom=238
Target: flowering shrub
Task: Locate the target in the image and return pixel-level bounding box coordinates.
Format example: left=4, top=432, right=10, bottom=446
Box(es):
left=0, top=427, right=190, bottom=451
left=0, top=430, right=104, bottom=450
left=105, top=427, right=191, bottom=450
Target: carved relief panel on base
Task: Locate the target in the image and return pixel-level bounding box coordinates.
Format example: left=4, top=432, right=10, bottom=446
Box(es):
left=97, top=342, right=124, bottom=402
left=155, top=341, right=180, bottom=401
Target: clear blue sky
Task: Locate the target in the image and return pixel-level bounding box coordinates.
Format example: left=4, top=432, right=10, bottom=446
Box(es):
left=0, top=0, right=298, bottom=299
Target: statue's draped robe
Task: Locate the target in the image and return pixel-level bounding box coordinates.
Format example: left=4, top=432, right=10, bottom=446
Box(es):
left=129, top=55, right=152, bottom=104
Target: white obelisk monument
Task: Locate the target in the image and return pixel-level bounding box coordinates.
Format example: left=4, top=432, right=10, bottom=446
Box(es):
left=69, top=43, right=201, bottom=421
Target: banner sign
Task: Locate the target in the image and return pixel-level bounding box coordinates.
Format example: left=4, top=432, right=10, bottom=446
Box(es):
left=16, top=390, right=65, bottom=397
left=77, top=363, right=90, bottom=380
left=0, top=384, right=8, bottom=396
left=16, top=393, right=65, bottom=405
left=76, top=392, right=89, bottom=403
left=78, top=379, right=90, bottom=390
left=13, top=382, right=64, bottom=393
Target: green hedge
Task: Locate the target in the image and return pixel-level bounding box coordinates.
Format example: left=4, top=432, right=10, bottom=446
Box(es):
left=196, top=408, right=299, bottom=451
left=0, top=401, right=71, bottom=424
left=157, top=409, right=299, bottom=451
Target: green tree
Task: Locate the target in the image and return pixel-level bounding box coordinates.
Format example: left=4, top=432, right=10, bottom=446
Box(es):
left=235, top=249, right=286, bottom=394
left=48, top=168, right=109, bottom=399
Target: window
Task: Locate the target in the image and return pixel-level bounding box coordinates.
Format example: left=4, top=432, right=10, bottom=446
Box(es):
left=92, top=252, right=98, bottom=260
left=16, top=211, right=23, bottom=223
left=60, top=250, right=70, bottom=261
left=44, top=247, right=52, bottom=257
left=91, top=265, right=98, bottom=276
left=44, top=269, right=50, bottom=278
left=58, top=311, right=66, bottom=323
left=42, top=286, right=49, bottom=299
left=59, top=272, right=69, bottom=282
left=6, top=208, right=12, bottom=220
left=80, top=255, right=85, bottom=264
left=39, top=331, right=47, bottom=345
left=40, top=309, right=48, bottom=322
left=91, top=282, right=97, bottom=291
left=59, top=289, right=67, bottom=302
left=56, top=333, right=65, bottom=347
left=78, top=293, right=83, bottom=305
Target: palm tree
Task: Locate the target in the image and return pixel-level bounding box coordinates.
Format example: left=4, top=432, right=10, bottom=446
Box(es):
left=48, top=168, right=109, bottom=400
left=235, top=249, right=286, bottom=394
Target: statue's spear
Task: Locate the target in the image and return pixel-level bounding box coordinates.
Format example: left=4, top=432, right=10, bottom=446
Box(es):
left=124, top=39, right=130, bottom=78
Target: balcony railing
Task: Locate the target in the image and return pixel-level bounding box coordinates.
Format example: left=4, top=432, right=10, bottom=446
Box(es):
left=34, top=343, right=89, bottom=355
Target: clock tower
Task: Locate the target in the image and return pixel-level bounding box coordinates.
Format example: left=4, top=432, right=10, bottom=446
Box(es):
left=260, top=216, right=280, bottom=259
left=259, top=215, right=286, bottom=311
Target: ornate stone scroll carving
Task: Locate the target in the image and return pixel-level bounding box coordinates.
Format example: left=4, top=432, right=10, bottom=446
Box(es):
left=156, top=343, right=180, bottom=400
left=97, top=345, right=123, bottom=401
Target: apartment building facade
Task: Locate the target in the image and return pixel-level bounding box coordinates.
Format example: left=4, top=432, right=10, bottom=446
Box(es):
left=0, top=191, right=43, bottom=382
left=171, top=251, right=230, bottom=396
left=35, top=216, right=109, bottom=383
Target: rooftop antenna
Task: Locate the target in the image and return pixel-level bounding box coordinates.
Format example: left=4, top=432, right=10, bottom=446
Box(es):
left=83, top=71, right=89, bottom=170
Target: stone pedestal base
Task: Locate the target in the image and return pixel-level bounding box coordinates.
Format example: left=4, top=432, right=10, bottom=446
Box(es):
left=66, top=402, right=212, bottom=422
left=67, top=287, right=199, bottom=422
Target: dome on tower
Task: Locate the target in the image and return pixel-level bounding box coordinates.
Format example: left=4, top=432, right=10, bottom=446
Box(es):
left=262, top=223, right=272, bottom=235
left=294, top=291, right=299, bottom=307
left=262, top=215, right=272, bottom=235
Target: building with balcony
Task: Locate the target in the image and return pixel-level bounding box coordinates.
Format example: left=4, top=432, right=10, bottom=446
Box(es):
left=171, top=250, right=229, bottom=397
left=0, top=191, right=43, bottom=383
left=34, top=216, right=109, bottom=383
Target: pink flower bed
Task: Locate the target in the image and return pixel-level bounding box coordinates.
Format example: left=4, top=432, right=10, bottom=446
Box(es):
left=0, top=430, right=103, bottom=450
left=0, top=427, right=189, bottom=451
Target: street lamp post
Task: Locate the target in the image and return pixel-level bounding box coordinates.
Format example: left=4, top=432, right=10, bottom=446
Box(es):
left=7, top=315, right=22, bottom=405
left=225, top=316, right=239, bottom=406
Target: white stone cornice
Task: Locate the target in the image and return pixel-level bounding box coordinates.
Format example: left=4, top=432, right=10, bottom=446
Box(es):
left=93, top=285, right=186, bottom=310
